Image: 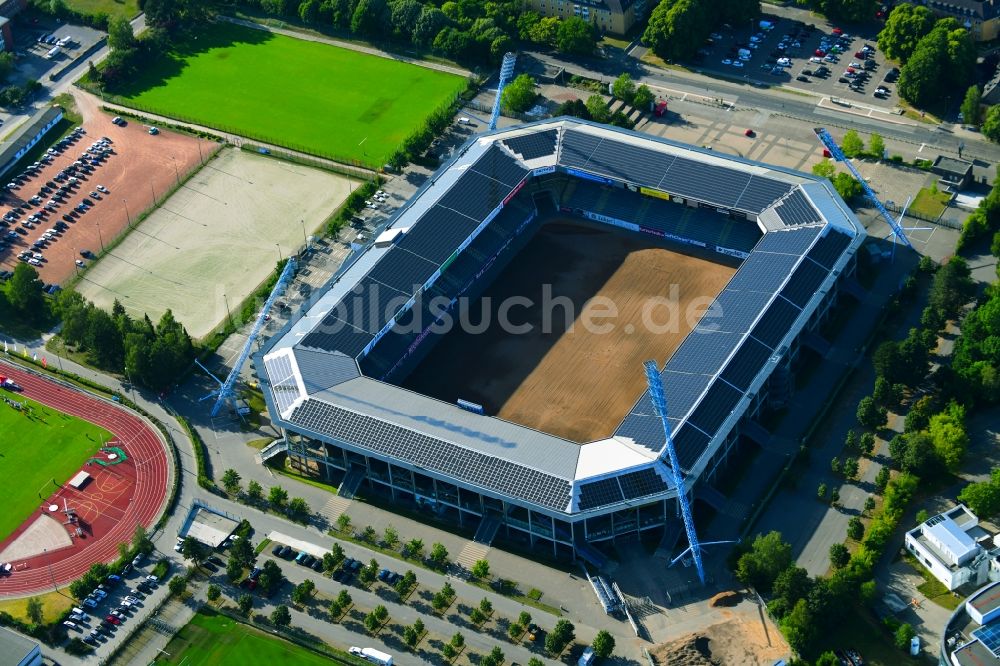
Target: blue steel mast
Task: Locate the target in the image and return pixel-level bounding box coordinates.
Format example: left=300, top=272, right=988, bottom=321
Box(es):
left=489, top=53, right=517, bottom=131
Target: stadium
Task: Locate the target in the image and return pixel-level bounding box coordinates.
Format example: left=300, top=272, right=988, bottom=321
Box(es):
left=254, top=118, right=866, bottom=564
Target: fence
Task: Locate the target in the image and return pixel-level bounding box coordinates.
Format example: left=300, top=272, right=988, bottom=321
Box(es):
left=883, top=199, right=961, bottom=229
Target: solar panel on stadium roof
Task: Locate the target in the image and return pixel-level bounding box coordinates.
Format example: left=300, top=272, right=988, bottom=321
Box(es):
left=806, top=229, right=852, bottom=270
left=619, top=468, right=669, bottom=500
left=696, top=289, right=773, bottom=335
left=687, top=380, right=743, bottom=437
left=560, top=130, right=604, bottom=168
left=661, top=370, right=714, bottom=417
left=368, top=247, right=438, bottom=295
left=661, top=157, right=749, bottom=208
left=725, top=251, right=801, bottom=294
left=973, top=623, right=1000, bottom=658
left=672, top=423, right=711, bottom=471
left=779, top=259, right=829, bottom=308
left=748, top=296, right=801, bottom=350
left=720, top=337, right=773, bottom=393
left=753, top=226, right=823, bottom=256
left=438, top=170, right=510, bottom=221
left=300, top=319, right=374, bottom=357
left=580, top=139, right=676, bottom=186
left=503, top=129, right=558, bottom=160
left=774, top=189, right=821, bottom=226
left=665, top=329, right=742, bottom=376
left=615, top=413, right=668, bottom=454
left=734, top=176, right=794, bottom=213
left=578, top=477, right=625, bottom=510
left=398, top=206, right=482, bottom=265
left=471, top=145, right=529, bottom=188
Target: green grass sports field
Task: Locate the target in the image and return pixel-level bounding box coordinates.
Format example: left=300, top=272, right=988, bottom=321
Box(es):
left=64, top=0, right=139, bottom=19
left=0, top=393, right=109, bottom=541
left=155, top=609, right=352, bottom=666
left=110, top=23, right=466, bottom=166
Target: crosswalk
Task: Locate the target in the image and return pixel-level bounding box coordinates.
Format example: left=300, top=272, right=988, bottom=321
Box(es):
left=455, top=540, right=491, bottom=574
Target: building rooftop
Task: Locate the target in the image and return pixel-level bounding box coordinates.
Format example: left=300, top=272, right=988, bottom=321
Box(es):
left=0, top=627, right=38, bottom=666
left=970, top=582, right=1000, bottom=616
left=954, top=636, right=1000, bottom=666
left=933, top=155, right=974, bottom=176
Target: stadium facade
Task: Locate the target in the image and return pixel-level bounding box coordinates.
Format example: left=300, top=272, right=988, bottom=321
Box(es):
left=254, top=118, right=866, bottom=563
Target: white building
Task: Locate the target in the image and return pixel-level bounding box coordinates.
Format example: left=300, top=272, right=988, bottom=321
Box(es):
left=0, top=627, right=42, bottom=666
left=906, top=505, right=995, bottom=592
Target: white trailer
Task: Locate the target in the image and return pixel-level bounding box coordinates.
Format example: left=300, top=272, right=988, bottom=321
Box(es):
left=349, top=647, right=393, bottom=666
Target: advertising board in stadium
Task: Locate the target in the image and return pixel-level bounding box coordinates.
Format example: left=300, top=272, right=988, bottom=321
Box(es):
left=566, top=168, right=615, bottom=185
left=639, top=187, right=671, bottom=201
left=503, top=178, right=527, bottom=206
left=638, top=226, right=709, bottom=249
left=716, top=246, right=750, bottom=260
left=532, top=166, right=556, bottom=177
left=582, top=210, right=640, bottom=232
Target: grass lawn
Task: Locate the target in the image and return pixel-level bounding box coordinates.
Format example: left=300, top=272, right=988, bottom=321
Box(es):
left=107, top=23, right=466, bottom=167
left=0, top=393, right=109, bottom=541
left=154, top=608, right=358, bottom=665
left=63, top=0, right=139, bottom=18
left=0, top=588, right=73, bottom=623
left=909, top=187, right=950, bottom=220
left=813, top=605, right=913, bottom=665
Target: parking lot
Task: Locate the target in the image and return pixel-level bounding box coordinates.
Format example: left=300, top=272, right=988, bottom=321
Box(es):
left=12, top=22, right=104, bottom=86
left=691, top=14, right=900, bottom=107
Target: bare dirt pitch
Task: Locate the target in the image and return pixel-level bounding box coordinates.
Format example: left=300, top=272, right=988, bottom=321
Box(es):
left=77, top=148, right=352, bottom=339
left=401, top=220, right=736, bottom=443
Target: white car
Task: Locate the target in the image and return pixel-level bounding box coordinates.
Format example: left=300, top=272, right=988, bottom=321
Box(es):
left=732, top=60, right=744, bottom=68
left=809, top=56, right=823, bottom=63
left=721, top=58, right=732, bottom=65
left=97, top=185, right=109, bottom=193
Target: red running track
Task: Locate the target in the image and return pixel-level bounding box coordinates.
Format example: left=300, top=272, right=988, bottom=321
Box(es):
left=0, top=360, right=169, bottom=596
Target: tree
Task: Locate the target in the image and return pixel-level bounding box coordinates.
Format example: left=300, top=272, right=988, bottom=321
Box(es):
left=817, top=482, right=827, bottom=501
left=471, top=559, right=490, bottom=578
left=869, top=132, right=885, bottom=159
left=351, top=0, right=388, bottom=36
left=292, top=579, right=315, bottom=604
left=207, top=583, right=221, bottom=601
left=518, top=611, right=532, bottom=628
left=25, top=597, right=43, bottom=625
left=961, top=85, right=982, bottom=126
left=230, top=536, right=254, bottom=568
left=428, top=542, right=449, bottom=568
left=485, top=646, right=504, bottom=666
left=842, top=456, right=859, bottom=480
left=816, top=651, right=841, bottom=666
left=268, top=485, right=288, bottom=509
left=592, top=629, right=616, bottom=658
left=958, top=469, right=1000, bottom=518
left=841, top=130, right=864, bottom=158
left=831, top=172, right=862, bottom=203
left=585, top=94, right=610, bottom=124
left=404, top=625, right=419, bottom=648
left=633, top=84, right=654, bottom=111
left=470, top=607, right=486, bottom=625
left=875, top=467, right=890, bottom=493
left=442, top=643, right=457, bottom=659
left=271, top=604, right=291, bottom=628
left=383, top=525, right=399, bottom=549
left=226, top=557, right=243, bottom=582
left=894, top=622, right=916, bottom=649
left=182, top=537, right=206, bottom=566
left=830, top=487, right=840, bottom=504
left=259, top=559, right=285, bottom=597
left=857, top=396, right=887, bottom=430
left=288, top=497, right=310, bottom=520
left=107, top=15, right=136, bottom=52
left=479, top=597, right=493, bottom=615
left=928, top=402, right=968, bottom=470
left=864, top=496, right=876, bottom=513
left=359, top=558, right=379, bottom=586
left=362, top=526, right=378, bottom=543
left=643, top=0, right=711, bottom=62
left=812, top=160, right=836, bottom=179
left=899, top=22, right=975, bottom=108
left=830, top=457, right=841, bottom=474
left=847, top=516, right=864, bottom=541
left=780, top=598, right=816, bottom=654
left=556, top=15, right=596, bottom=55
left=528, top=659, right=544, bottom=666
left=612, top=73, right=636, bottom=104
left=877, top=4, right=936, bottom=62
left=221, top=469, right=241, bottom=495
left=168, top=576, right=187, bottom=597
left=6, top=264, right=44, bottom=316
left=246, top=480, right=263, bottom=502
left=404, top=537, right=423, bottom=558
left=451, top=631, right=465, bottom=648
left=394, top=570, right=416, bottom=597
left=238, top=593, right=253, bottom=615
left=545, top=619, right=575, bottom=655
left=829, top=543, right=850, bottom=569
left=336, top=513, right=352, bottom=533
left=501, top=74, right=537, bottom=113
left=735, top=531, right=792, bottom=593
left=984, top=105, right=1000, bottom=143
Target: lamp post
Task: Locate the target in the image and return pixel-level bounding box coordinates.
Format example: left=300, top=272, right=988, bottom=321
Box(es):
left=223, top=293, right=233, bottom=329
left=172, top=156, right=179, bottom=186
left=301, top=219, right=307, bottom=245
left=96, top=221, right=105, bottom=252
left=276, top=244, right=282, bottom=262
left=123, top=198, right=131, bottom=227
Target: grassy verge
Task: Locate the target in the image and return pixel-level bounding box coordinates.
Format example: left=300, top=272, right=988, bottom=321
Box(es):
left=909, top=187, right=950, bottom=220
left=274, top=462, right=339, bottom=494
left=254, top=538, right=272, bottom=556
left=0, top=590, right=74, bottom=623
left=466, top=578, right=561, bottom=617
left=903, top=553, right=962, bottom=610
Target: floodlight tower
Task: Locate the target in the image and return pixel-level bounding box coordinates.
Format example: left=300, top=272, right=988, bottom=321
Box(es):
left=489, top=52, right=517, bottom=132
left=813, top=128, right=927, bottom=258
left=200, top=257, right=297, bottom=417
left=644, top=360, right=736, bottom=585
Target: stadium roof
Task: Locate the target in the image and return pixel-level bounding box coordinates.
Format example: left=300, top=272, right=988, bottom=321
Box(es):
left=256, top=118, right=865, bottom=516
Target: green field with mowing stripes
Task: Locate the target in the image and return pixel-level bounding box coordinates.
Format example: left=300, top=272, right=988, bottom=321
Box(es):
left=0, top=390, right=109, bottom=541
left=109, top=23, right=466, bottom=167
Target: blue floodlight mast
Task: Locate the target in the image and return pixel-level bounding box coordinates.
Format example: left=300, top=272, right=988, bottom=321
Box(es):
left=201, top=257, right=297, bottom=417
left=813, top=127, right=913, bottom=250
left=489, top=53, right=517, bottom=131
left=644, top=360, right=707, bottom=584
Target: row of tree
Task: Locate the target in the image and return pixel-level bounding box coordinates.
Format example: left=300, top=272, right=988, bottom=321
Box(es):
left=643, top=0, right=759, bottom=63
left=877, top=5, right=975, bottom=108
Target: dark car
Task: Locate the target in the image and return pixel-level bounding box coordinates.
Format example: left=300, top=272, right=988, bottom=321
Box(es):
left=207, top=556, right=223, bottom=567
left=272, top=544, right=283, bottom=556
left=279, top=545, right=293, bottom=559
left=796, top=75, right=809, bottom=82
left=311, top=558, right=324, bottom=572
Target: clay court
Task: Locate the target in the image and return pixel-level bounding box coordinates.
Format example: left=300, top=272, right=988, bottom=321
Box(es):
left=77, top=147, right=352, bottom=338
left=0, top=92, right=214, bottom=285
left=401, top=220, right=737, bottom=443
left=0, top=360, right=168, bottom=597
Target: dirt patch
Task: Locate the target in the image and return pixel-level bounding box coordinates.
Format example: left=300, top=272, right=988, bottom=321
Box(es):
left=0, top=91, right=215, bottom=286
left=77, top=147, right=351, bottom=338
left=710, top=591, right=742, bottom=607
left=651, top=613, right=790, bottom=666
left=401, top=219, right=736, bottom=442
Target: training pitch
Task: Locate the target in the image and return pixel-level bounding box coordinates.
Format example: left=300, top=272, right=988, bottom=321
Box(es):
left=77, top=148, right=352, bottom=339
left=0, top=391, right=109, bottom=542
left=155, top=609, right=342, bottom=666
left=402, top=220, right=737, bottom=443
left=110, top=22, right=466, bottom=165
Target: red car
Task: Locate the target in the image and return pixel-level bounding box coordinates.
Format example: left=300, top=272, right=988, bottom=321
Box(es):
left=854, top=51, right=865, bottom=59
left=814, top=49, right=825, bottom=56
left=744, top=129, right=755, bottom=137
left=832, top=27, right=843, bottom=35
left=105, top=615, right=121, bottom=626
